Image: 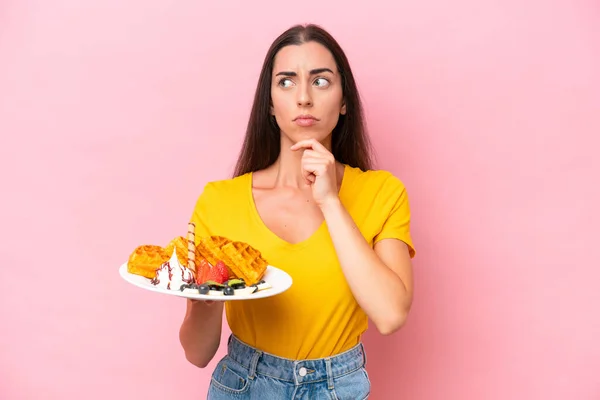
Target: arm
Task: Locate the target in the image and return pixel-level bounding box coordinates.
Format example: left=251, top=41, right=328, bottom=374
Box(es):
left=290, top=139, right=415, bottom=335
left=180, top=183, right=225, bottom=367
left=179, top=299, right=224, bottom=368
left=320, top=199, right=413, bottom=335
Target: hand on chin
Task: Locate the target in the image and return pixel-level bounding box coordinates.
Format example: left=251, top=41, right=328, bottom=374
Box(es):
left=290, top=139, right=339, bottom=207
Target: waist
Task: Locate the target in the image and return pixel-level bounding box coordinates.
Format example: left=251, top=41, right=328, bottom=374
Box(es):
left=226, top=334, right=367, bottom=384
left=225, top=297, right=368, bottom=359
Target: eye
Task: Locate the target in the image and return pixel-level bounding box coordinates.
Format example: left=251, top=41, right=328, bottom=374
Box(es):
left=314, top=77, right=330, bottom=87
left=278, top=78, right=294, bottom=88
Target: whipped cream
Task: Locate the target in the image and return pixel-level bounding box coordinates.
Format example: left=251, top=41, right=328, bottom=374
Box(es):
left=150, top=249, right=195, bottom=290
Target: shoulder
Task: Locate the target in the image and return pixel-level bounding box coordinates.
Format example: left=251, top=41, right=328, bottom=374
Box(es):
left=202, top=173, right=250, bottom=195
left=194, top=173, right=251, bottom=207
left=343, top=165, right=411, bottom=218
left=345, top=165, right=407, bottom=195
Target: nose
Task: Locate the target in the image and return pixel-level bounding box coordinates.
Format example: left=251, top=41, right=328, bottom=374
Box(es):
left=296, top=83, right=313, bottom=107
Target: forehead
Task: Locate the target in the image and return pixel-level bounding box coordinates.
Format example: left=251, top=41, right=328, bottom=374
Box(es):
left=272, top=41, right=337, bottom=73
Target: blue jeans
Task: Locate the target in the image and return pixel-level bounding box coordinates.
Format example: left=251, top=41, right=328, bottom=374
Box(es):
left=207, top=335, right=371, bottom=399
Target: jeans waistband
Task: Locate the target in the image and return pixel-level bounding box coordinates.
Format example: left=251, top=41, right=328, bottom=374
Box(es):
left=226, top=335, right=367, bottom=385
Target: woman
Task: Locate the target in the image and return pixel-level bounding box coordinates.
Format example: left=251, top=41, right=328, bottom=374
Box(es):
left=179, top=23, right=416, bottom=400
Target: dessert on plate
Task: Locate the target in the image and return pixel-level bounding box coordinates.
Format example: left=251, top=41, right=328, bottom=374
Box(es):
left=150, top=248, right=195, bottom=290
left=196, top=235, right=269, bottom=286
left=126, top=222, right=271, bottom=297
left=127, top=245, right=169, bottom=279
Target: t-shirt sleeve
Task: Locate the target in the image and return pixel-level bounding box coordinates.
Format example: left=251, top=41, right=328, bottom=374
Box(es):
left=373, top=175, right=416, bottom=258
left=189, top=182, right=216, bottom=240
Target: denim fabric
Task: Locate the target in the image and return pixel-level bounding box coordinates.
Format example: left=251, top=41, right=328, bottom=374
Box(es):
left=207, top=335, right=371, bottom=400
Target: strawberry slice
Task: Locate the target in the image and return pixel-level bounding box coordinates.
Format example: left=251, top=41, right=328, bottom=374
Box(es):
left=215, top=261, right=229, bottom=283
left=196, top=258, right=212, bottom=285
left=205, top=264, right=226, bottom=284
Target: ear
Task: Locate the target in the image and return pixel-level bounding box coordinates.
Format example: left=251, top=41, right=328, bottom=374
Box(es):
left=340, top=99, right=347, bottom=115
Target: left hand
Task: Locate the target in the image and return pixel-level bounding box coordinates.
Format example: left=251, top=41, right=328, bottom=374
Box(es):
left=290, top=139, right=340, bottom=207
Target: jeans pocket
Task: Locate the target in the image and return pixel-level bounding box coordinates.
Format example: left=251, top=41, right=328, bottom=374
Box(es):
left=361, top=367, right=371, bottom=386
left=331, top=367, right=371, bottom=400
left=360, top=367, right=371, bottom=399
left=210, top=357, right=251, bottom=395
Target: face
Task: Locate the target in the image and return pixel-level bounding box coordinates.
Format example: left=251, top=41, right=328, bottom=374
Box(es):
left=270, top=41, right=346, bottom=148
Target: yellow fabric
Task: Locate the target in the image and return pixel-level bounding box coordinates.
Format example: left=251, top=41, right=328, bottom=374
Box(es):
left=190, top=164, right=415, bottom=360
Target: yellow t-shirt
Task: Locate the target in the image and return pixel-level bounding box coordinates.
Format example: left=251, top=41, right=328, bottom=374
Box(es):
left=190, top=164, right=415, bottom=360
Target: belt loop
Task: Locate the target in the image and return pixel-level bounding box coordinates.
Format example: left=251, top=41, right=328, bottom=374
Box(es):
left=325, top=358, right=334, bottom=390
left=248, top=350, right=262, bottom=380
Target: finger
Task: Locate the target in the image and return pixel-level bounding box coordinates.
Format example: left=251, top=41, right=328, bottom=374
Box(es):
left=302, top=160, right=327, bottom=175
left=301, top=164, right=316, bottom=184
left=301, top=161, right=328, bottom=177
left=301, top=157, right=326, bottom=168
left=301, top=155, right=333, bottom=170
left=290, top=139, right=329, bottom=153
left=301, top=150, right=335, bottom=168
left=301, top=149, right=322, bottom=159
left=299, top=159, right=318, bottom=184
left=302, top=154, right=334, bottom=168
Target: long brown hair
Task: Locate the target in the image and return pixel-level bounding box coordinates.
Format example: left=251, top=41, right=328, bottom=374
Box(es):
left=233, top=24, right=374, bottom=177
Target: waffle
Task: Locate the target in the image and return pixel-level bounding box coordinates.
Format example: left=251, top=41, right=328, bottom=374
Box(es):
left=127, top=245, right=170, bottom=279
left=196, top=236, right=232, bottom=268
left=165, top=236, right=189, bottom=265
left=220, top=241, right=268, bottom=285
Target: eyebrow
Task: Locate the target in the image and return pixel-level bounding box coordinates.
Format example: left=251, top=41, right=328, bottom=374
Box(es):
left=275, top=68, right=335, bottom=77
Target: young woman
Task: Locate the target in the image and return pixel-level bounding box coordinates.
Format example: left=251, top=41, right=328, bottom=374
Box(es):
left=179, top=23, right=416, bottom=400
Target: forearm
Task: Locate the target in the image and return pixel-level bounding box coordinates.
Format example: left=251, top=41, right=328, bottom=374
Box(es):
left=179, top=300, right=224, bottom=368
left=320, top=198, right=411, bottom=334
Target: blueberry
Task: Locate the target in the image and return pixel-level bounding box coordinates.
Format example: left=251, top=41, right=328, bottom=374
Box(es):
left=223, top=286, right=234, bottom=296
left=198, top=284, right=209, bottom=295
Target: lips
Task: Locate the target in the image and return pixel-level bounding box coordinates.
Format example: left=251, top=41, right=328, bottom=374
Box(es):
left=293, top=114, right=318, bottom=121
left=293, top=114, right=319, bottom=127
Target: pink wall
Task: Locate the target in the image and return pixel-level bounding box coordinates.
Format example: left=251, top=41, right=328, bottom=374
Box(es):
left=1, top=0, right=598, bottom=399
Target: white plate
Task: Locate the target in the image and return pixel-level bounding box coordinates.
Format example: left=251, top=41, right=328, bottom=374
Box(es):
left=119, top=263, right=292, bottom=301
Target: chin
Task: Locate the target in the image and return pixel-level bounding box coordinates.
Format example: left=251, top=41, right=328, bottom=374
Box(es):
left=284, top=129, right=331, bottom=145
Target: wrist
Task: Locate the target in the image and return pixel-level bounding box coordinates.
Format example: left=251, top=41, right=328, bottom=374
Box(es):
left=318, top=196, right=342, bottom=213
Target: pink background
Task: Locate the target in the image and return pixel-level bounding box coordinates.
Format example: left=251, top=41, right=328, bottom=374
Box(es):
left=1, top=0, right=599, bottom=399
